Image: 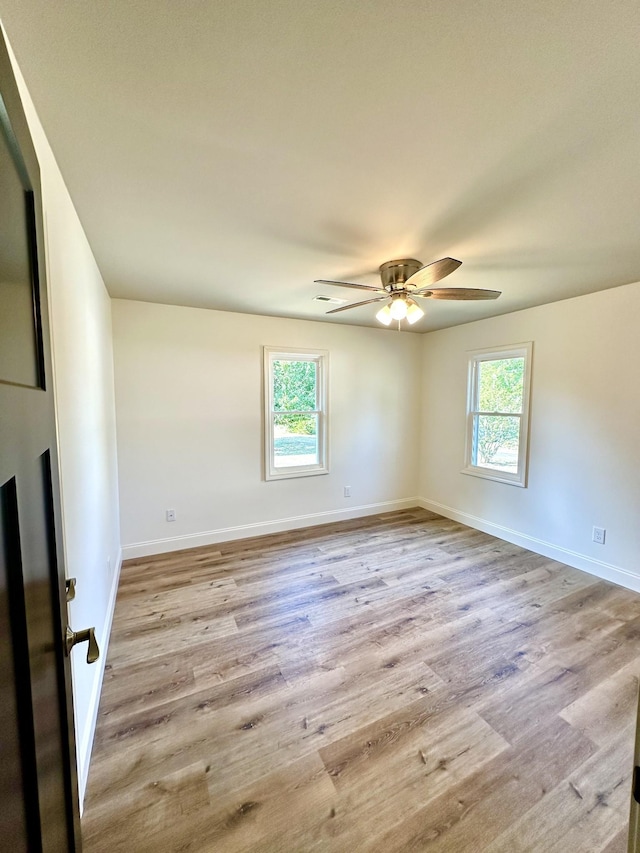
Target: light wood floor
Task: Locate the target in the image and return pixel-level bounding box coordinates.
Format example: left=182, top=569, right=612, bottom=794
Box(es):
left=82, top=509, right=640, bottom=852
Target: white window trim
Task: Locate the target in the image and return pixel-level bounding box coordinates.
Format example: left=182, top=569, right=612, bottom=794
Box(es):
left=263, top=346, right=329, bottom=481
left=462, top=342, right=533, bottom=487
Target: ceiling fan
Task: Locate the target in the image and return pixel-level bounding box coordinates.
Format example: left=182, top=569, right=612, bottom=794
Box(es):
left=315, top=257, right=500, bottom=326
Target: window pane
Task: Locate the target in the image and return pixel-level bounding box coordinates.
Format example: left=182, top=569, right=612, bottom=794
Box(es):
left=273, top=413, right=318, bottom=468
left=272, top=359, right=317, bottom=411
left=477, top=357, right=524, bottom=413
left=473, top=414, right=520, bottom=472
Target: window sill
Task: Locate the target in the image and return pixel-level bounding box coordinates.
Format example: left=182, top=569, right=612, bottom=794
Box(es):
left=265, top=466, right=330, bottom=482
left=461, top=465, right=526, bottom=487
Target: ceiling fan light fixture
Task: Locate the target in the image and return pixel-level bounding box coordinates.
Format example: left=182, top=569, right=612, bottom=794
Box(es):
left=376, top=304, right=393, bottom=325
left=406, top=300, right=425, bottom=325
left=389, top=296, right=408, bottom=320
left=320, top=256, right=501, bottom=324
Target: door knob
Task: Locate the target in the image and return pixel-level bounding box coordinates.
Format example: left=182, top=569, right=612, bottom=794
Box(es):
left=66, top=626, right=99, bottom=664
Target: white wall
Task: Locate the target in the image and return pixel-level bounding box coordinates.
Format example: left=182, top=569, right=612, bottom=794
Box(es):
left=7, top=36, right=121, bottom=806
left=419, top=281, right=640, bottom=590
left=112, top=300, right=422, bottom=556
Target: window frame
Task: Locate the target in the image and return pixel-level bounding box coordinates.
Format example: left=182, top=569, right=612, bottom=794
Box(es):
left=263, top=346, right=329, bottom=481
left=462, top=342, right=533, bottom=487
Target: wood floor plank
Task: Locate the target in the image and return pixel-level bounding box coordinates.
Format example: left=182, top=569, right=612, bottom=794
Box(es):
left=484, top=725, right=632, bottom=852
left=364, top=715, right=597, bottom=852
left=317, top=703, right=508, bottom=850
left=602, top=827, right=629, bottom=852
left=83, top=509, right=640, bottom=851
left=559, top=659, right=639, bottom=748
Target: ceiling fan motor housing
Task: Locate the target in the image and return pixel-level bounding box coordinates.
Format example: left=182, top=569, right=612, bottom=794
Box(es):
left=379, top=258, right=422, bottom=291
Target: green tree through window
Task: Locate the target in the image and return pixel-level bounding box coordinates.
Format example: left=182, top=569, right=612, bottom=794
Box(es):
left=273, top=359, right=316, bottom=434
left=476, top=357, right=524, bottom=465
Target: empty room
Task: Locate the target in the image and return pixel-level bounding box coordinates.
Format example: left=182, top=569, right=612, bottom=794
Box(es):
left=1, top=1, right=640, bottom=851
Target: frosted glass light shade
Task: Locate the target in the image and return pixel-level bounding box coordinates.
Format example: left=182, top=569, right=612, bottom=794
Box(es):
left=389, top=297, right=408, bottom=320
left=406, top=301, right=425, bottom=324
left=376, top=304, right=393, bottom=325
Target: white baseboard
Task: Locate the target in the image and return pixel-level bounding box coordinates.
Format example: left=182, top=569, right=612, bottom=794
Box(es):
left=122, top=498, right=421, bottom=559
left=77, top=547, right=122, bottom=813
left=418, top=497, right=640, bottom=594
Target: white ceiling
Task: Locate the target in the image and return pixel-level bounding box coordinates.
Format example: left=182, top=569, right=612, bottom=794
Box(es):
left=1, top=0, right=639, bottom=332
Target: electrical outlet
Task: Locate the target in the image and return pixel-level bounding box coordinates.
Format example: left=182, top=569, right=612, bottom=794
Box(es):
left=166, top=509, right=176, bottom=522
left=344, top=486, right=351, bottom=498
left=592, top=526, right=606, bottom=545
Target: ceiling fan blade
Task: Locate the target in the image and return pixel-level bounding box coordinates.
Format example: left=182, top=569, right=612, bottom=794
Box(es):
left=315, top=279, right=385, bottom=293
left=405, top=257, right=462, bottom=289
left=421, top=287, right=501, bottom=301
left=326, top=297, right=388, bottom=314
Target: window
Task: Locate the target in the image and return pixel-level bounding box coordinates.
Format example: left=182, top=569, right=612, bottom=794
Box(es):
left=264, top=347, right=328, bottom=480
left=463, top=342, right=532, bottom=487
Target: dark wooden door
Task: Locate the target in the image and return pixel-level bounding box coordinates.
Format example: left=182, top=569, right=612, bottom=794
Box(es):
left=0, top=29, right=81, bottom=853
